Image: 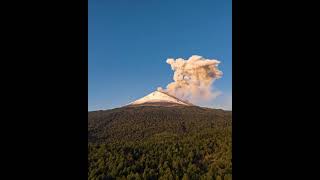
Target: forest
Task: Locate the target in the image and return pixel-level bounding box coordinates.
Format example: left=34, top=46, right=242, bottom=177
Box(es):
left=88, top=106, right=232, bottom=180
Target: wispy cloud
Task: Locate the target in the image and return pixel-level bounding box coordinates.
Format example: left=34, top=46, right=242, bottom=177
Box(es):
left=200, top=92, right=232, bottom=110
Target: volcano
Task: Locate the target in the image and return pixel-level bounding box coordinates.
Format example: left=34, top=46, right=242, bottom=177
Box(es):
left=128, top=90, right=193, bottom=107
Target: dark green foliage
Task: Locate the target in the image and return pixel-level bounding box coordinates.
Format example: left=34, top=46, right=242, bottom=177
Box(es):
left=88, top=106, right=231, bottom=180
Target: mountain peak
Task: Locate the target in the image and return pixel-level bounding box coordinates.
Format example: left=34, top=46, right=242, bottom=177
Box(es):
left=129, top=90, right=193, bottom=106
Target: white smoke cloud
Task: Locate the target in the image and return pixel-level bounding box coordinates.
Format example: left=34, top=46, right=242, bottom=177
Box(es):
left=209, top=92, right=232, bottom=110
left=159, top=55, right=222, bottom=104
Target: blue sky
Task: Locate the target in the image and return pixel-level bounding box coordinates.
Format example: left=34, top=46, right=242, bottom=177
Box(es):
left=89, top=0, right=232, bottom=111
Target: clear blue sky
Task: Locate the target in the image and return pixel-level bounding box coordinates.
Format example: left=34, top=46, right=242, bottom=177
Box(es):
left=89, top=0, right=232, bottom=111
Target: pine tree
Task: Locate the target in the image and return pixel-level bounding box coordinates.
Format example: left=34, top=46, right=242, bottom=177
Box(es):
left=182, top=173, right=190, bottom=180
left=127, top=172, right=136, bottom=180
left=215, top=175, right=222, bottom=180
left=224, top=174, right=232, bottom=180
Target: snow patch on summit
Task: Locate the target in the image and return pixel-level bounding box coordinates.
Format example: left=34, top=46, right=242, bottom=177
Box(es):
left=130, top=91, right=192, bottom=106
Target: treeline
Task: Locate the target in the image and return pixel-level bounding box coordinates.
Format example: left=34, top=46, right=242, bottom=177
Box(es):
left=88, top=106, right=231, bottom=144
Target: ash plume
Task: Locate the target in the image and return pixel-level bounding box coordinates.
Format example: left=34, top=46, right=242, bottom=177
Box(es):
left=158, top=55, right=222, bottom=104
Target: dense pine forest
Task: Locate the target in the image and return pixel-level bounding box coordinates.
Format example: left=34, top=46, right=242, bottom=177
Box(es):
left=88, top=105, right=232, bottom=180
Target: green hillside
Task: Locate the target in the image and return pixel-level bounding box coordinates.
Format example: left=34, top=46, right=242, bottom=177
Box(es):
left=88, top=105, right=232, bottom=180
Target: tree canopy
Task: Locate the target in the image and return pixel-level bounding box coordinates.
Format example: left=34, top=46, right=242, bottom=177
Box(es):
left=88, top=106, right=232, bottom=180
